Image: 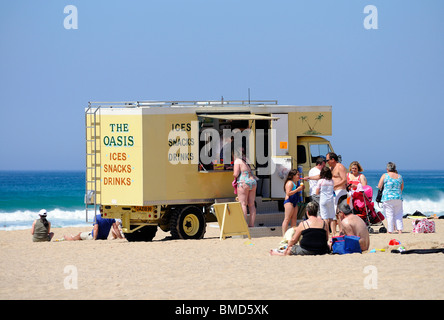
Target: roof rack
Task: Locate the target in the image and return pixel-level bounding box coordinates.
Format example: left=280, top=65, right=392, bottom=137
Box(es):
left=88, top=100, right=278, bottom=108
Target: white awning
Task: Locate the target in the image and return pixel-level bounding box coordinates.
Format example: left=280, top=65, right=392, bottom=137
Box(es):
left=197, top=114, right=279, bottom=121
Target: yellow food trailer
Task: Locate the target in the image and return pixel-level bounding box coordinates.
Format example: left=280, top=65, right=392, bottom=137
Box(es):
left=85, top=100, right=335, bottom=241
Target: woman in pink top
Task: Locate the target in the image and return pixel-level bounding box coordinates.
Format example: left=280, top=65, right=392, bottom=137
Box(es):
left=347, top=161, right=367, bottom=191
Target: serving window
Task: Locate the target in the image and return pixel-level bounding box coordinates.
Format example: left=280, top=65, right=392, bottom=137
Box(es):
left=196, top=114, right=277, bottom=172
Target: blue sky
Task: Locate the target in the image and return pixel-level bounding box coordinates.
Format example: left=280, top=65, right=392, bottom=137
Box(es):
left=0, top=0, right=443, bottom=171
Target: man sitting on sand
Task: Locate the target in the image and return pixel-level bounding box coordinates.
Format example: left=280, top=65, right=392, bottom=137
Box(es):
left=337, top=201, right=370, bottom=251
left=64, top=214, right=124, bottom=241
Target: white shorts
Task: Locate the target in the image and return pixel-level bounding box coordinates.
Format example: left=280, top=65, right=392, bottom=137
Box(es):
left=80, top=232, right=93, bottom=240
left=334, top=189, right=348, bottom=220
left=320, top=199, right=335, bottom=220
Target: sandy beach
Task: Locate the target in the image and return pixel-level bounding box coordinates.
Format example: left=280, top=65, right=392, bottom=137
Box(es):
left=1, top=218, right=444, bottom=300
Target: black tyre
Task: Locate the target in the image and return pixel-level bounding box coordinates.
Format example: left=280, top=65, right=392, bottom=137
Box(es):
left=170, top=206, right=206, bottom=239
left=124, top=225, right=157, bottom=242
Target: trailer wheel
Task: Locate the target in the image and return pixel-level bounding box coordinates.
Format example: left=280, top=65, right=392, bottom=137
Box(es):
left=170, top=206, right=206, bottom=239
left=124, top=225, right=157, bottom=242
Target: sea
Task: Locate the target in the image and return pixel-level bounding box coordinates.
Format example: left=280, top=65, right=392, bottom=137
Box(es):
left=0, top=170, right=443, bottom=231
left=0, top=171, right=91, bottom=231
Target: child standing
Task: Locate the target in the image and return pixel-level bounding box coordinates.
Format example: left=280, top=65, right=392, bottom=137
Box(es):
left=316, top=167, right=336, bottom=235
left=282, top=169, right=305, bottom=236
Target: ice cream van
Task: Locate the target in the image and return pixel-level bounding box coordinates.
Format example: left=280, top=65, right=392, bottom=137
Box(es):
left=85, top=100, right=336, bottom=241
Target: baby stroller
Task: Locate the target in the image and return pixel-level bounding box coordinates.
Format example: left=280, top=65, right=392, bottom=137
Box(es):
left=350, top=185, right=387, bottom=233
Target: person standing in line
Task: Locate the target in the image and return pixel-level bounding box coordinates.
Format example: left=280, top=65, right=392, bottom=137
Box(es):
left=326, top=152, right=347, bottom=234
left=233, top=146, right=257, bottom=227
left=378, top=162, right=404, bottom=234
left=282, top=169, right=305, bottom=236
left=31, top=209, right=54, bottom=242
left=308, top=157, right=326, bottom=214
left=316, top=167, right=336, bottom=235
left=347, top=161, right=368, bottom=191
left=346, top=160, right=368, bottom=208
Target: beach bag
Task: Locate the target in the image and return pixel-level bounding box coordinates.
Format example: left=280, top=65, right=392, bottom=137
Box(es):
left=376, top=186, right=383, bottom=204
left=412, top=219, right=435, bottom=233
left=332, top=235, right=362, bottom=254
left=232, top=178, right=238, bottom=195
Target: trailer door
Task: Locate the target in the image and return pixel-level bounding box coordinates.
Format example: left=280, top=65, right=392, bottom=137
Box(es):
left=270, top=114, right=291, bottom=198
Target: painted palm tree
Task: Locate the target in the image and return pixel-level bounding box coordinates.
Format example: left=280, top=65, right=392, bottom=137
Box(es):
left=299, top=113, right=324, bottom=135
left=299, top=116, right=312, bottom=131
left=313, top=113, right=324, bottom=128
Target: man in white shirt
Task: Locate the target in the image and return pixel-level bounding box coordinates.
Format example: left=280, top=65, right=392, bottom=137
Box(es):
left=307, top=157, right=326, bottom=215
left=308, top=157, right=326, bottom=197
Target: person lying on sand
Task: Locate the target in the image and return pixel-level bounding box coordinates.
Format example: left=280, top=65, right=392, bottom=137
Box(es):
left=63, top=214, right=123, bottom=241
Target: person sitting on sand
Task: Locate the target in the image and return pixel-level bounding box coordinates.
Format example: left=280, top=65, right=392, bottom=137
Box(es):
left=31, top=209, right=54, bottom=242
left=64, top=214, right=123, bottom=241
left=270, top=202, right=330, bottom=256
left=336, top=201, right=370, bottom=251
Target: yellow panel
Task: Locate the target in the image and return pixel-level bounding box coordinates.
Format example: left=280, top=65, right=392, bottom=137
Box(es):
left=142, top=114, right=235, bottom=204
left=213, top=202, right=251, bottom=240
left=289, top=111, right=332, bottom=136
left=287, top=111, right=332, bottom=171
left=100, top=114, right=143, bottom=206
